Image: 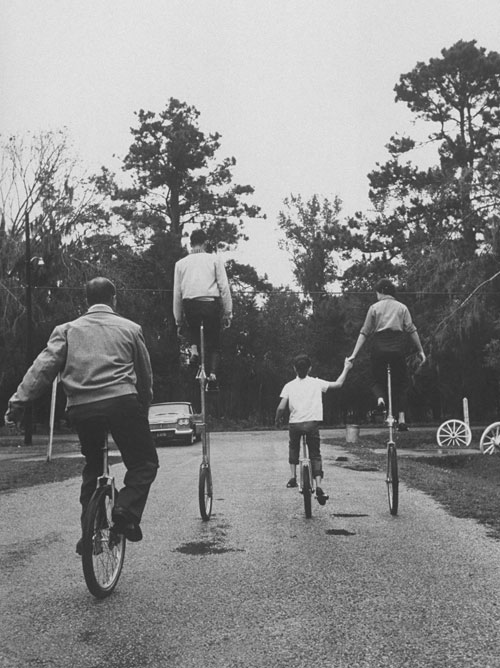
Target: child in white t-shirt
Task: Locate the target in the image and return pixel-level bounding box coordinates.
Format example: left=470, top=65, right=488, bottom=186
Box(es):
left=275, top=354, right=352, bottom=504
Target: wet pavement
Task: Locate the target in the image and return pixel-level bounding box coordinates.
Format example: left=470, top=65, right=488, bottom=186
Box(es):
left=1, top=429, right=499, bottom=667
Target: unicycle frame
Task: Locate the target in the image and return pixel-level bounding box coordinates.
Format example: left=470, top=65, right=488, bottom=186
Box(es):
left=197, top=321, right=213, bottom=520
left=385, top=364, right=399, bottom=516
left=299, top=434, right=315, bottom=518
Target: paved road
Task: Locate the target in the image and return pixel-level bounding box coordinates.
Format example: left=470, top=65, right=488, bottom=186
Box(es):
left=1, top=430, right=499, bottom=668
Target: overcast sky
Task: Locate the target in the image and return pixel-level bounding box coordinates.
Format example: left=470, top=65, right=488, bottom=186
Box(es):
left=2, top=0, right=500, bottom=285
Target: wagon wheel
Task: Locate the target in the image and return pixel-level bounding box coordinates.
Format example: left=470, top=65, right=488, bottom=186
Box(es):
left=436, top=420, right=472, bottom=448
left=479, top=422, right=500, bottom=455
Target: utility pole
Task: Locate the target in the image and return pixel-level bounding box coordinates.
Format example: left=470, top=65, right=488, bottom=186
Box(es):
left=24, top=210, right=33, bottom=446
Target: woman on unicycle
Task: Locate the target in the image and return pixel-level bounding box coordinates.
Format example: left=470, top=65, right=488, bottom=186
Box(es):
left=347, top=279, right=426, bottom=431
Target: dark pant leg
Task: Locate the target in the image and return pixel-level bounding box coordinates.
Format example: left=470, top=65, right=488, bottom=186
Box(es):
left=305, top=425, right=322, bottom=478
left=182, top=301, right=202, bottom=349
left=288, top=424, right=302, bottom=466
left=371, top=355, right=389, bottom=403
left=71, top=417, right=107, bottom=527
left=370, top=331, right=408, bottom=413
left=183, top=299, right=221, bottom=374
left=289, top=422, right=322, bottom=478
left=69, top=396, right=159, bottom=526
left=388, top=354, right=409, bottom=416
left=371, top=351, right=408, bottom=415
left=106, top=396, right=159, bottom=523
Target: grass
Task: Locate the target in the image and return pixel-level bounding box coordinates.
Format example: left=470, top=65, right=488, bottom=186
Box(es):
left=0, top=431, right=121, bottom=493
left=330, top=428, right=500, bottom=540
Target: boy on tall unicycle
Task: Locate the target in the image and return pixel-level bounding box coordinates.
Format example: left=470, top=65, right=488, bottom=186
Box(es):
left=173, top=229, right=232, bottom=392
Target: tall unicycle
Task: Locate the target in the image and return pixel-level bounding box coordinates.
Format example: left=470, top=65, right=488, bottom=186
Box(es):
left=386, top=364, right=399, bottom=516
left=197, top=321, right=213, bottom=520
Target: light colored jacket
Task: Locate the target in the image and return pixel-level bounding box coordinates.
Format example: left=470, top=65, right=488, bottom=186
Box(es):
left=173, top=251, right=232, bottom=325
left=9, top=305, right=153, bottom=408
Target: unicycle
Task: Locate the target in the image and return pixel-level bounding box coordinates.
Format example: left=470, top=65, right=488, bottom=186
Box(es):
left=197, top=321, right=213, bottom=520
left=385, top=364, right=399, bottom=516
left=81, top=431, right=126, bottom=598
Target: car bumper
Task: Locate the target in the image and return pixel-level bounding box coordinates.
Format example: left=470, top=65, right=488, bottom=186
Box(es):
left=150, top=427, right=194, bottom=439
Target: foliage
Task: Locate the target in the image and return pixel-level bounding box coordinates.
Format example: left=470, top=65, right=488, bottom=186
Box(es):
left=336, top=41, right=500, bottom=421
left=101, top=98, right=262, bottom=250
left=277, top=194, right=347, bottom=306
left=0, top=130, right=106, bottom=415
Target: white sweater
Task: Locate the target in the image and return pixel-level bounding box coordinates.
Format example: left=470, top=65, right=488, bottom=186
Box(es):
left=173, top=251, right=232, bottom=324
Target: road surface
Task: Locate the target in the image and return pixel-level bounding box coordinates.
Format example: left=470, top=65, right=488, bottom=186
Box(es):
left=1, top=430, right=500, bottom=667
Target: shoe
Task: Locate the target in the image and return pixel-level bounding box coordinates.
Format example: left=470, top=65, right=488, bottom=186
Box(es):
left=316, top=487, right=329, bottom=505
left=397, top=423, right=409, bottom=432
left=112, top=506, right=143, bottom=542
left=286, top=477, right=298, bottom=488
left=76, top=538, right=83, bottom=555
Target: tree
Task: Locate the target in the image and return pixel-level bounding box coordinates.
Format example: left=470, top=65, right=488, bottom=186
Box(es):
left=0, top=130, right=108, bottom=418
left=103, top=98, right=262, bottom=250
left=277, top=194, right=348, bottom=309
left=93, top=98, right=265, bottom=399
left=341, top=41, right=500, bottom=282
left=339, top=41, right=500, bottom=420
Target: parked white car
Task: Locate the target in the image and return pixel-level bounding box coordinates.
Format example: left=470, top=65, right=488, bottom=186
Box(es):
left=148, top=402, right=201, bottom=445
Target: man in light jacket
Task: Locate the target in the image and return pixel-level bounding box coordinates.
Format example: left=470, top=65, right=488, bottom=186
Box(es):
left=5, top=277, right=159, bottom=552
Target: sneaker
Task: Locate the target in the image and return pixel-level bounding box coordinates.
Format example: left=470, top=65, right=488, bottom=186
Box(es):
left=112, top=506, right=143, bottom=542
left=286, top=477, right=298, bottom=488
left=316, top=487, right=329, bottom=505
left=397, top=423, right=409, bottom=432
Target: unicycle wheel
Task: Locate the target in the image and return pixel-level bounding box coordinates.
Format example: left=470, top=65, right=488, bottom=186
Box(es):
left=198, top=464, right=213, bottom=520
left=301, top=464, right=313, bottom=519
left=386, top=443, right=399, bottom=516
left=82, top=487, right=126, bottom=598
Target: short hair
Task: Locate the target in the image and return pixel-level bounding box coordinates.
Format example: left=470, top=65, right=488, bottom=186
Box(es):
left=190, top=229, right=207, bottom=247
left=293, top=354, right=311, bottom=379
left=86, top=277, right=116, bottom=306
left=375, top=278, right=396, bottom=296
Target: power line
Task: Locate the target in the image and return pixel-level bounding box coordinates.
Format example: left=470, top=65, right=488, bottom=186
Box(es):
left=2, top=284, right=500, bottom=297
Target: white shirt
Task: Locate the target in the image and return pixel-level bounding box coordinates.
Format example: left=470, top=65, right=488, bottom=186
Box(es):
left=280, top=376, right=330, bottom=423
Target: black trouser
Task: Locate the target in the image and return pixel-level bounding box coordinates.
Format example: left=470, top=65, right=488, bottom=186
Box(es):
left=68, top=395, right=159, bottom=526
left=182, top=298, right=221, bottom=374
left=370, top=331, right=409, bottom=416
left=288, top=421, right=323, bottom=478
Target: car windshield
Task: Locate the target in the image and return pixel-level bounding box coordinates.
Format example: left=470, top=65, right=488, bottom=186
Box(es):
left=150, top=403, right=190, bottom=417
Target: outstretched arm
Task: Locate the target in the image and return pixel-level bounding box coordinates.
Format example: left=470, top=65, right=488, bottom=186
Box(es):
left=347, top=332, right=366, bottom=362
left=275, top=397, right=288, bottom=427
left=327, top=358, right=353, bottom=390
left=410, top=330, right=426, bottom=364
